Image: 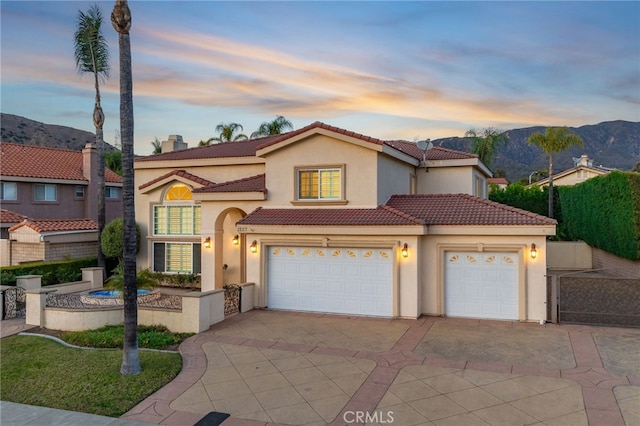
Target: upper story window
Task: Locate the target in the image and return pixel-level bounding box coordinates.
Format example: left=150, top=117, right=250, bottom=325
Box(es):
left=1, top=182, right=17, bottom=200
left=153, top=184, right=200, bottom=236
left=297, top=167, right=343, bottom=200
left=75, top=186, right=85, bottom=199
left=106, top=187, right=121, bottom=199
left=34, top=184, right=56, bottom=202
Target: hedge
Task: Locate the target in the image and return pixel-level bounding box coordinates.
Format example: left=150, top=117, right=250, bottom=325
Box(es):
left=0, top=257, right=98, bottom=287
left=558, top=171, right=640, bottom=260
left=489, top=183, right=562, bottom=220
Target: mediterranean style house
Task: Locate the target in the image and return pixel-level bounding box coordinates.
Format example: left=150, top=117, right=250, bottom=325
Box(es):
left=0, top=142, right=123, bottom=265
left=534, top=154, right=612, bottom=187
left=135, top=122, right=556, bottom=322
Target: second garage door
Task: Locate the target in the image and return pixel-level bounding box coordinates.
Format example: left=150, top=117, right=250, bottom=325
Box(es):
left=267, top=246, right=393, bottom=317
left=445, top=251, right=519, bottom=320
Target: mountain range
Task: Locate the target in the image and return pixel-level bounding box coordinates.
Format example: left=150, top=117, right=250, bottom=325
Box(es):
left=1, top=113, right=638, bottom=181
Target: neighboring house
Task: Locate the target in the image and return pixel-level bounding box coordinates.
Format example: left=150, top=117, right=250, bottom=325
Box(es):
left=487, top=177, right=508, bottom=191
left=135, top=122, right=556, bottom=322
left=7, top=219, right=98, bottom=265
left=533, top=154, right=611, bottom=187
left=0, top=142, right=123, bottom=265
left=0, top=208, right=27, bottom=266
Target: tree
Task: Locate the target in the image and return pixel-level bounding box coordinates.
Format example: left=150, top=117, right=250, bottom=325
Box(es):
left=528, top=127, right=583, bottom=218
left=105, top=150, right=122, bottom=175
left=208, top=122, right=248, bottom=143
left=111, top=0, right=140, bottom=376
left=251, top=115, right=293, bottom=138
left=464, top=127, right=507, bottom=168
left=150, top=137, right=162, bottom=154
left=101, top=218, right=141, bottom=264
left=74, top=4, right=110, bottom=277
left=633, top=162, right=640, bottom=173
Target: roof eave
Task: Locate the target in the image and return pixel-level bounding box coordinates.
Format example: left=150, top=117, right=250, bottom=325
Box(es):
left=426, top=224, right=557, bottom=236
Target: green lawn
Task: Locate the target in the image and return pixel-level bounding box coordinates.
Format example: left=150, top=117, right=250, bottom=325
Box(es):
left=0, top=335, right=183, bottom=417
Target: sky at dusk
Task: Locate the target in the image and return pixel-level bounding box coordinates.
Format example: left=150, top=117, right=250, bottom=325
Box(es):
left=1, top=1, right=639, bottom=155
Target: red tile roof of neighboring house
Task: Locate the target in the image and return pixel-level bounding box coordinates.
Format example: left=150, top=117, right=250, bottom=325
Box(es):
left=194, top=174, right=266, bottom=193
left=138, top=169, right=215, bottom=190
left=386, top=194, right=556, bottom=226
left=238, top=206, right=425, bottom=227
left=9, top=218, right=98, bottom=233
left=488, top=177, right=509, bottom=185
left=0, top=208, right=28, bottom=224
left=134, top=122, right=477, bottom=163
left=0, top=142, right=122, bottom=183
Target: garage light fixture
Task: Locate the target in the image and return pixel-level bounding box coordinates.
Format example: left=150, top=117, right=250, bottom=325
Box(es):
left=401, top=243, right=409, bottom=258
left=530, top=243, right=537, bottom=259
left=203, top=237, right=212, bottom=249
left=250, top=240, right=258, bottom=254
left=232, top=235, right=239, bottom=246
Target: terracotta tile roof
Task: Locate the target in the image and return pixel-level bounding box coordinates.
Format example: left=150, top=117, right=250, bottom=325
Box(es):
left=238, top=206, right=425, bottom=227
left=385, top=140, right=478, bottom=161
left=0, top=142, right=122, bottom=183
left=256, top=121, right=386, bottom=151
left=194, top=174, right=266, bottom=193
left=134, top=122, right=476, bottom=163
left=9, top=218, right=98, bottom=233
left=488, top=177, right=509, bottom=185
left=138, top=169, right=215, bottom=190
left=386, top=194, right=557, bottom=226
left=0, top=208, right=28, bottom=224
left=135, top=135, right=280, bottom=162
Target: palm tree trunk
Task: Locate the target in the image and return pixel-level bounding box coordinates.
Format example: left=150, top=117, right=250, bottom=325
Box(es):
left=548, top=154, right=554, bottom=218
left=93, top=84, right=106, bottom=277
left=112, top=0, right=140, bottom=376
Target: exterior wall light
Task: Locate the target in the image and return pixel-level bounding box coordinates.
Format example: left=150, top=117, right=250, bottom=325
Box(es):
left=203, top=237, right=212, bottom=249
left=401, top=243, right=409, bottom=258
left=232, top=235, right=239, bottom=246
left=530, top=243, right=537, bottom=259
left=250, top=240, right=258, bottom=254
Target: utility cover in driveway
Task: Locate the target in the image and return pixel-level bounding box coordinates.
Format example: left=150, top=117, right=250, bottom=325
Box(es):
left=267, top=246, right=393, bottom=317
left=445, top=251, right=518, bottom=320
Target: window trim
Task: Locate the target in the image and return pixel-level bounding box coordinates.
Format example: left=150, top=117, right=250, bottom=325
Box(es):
left=105, top=186, right=121, bottom=199
left=74, top=185, right=85, bottom=199
left=152, top=204, right=201, bottom=236
left=293, top=164, right=346, bottom=204
left=152, top=241, right=201, bottom=274
left=1, top=182, right=17, bottom=201
left=33, top=183, right=57, bottom=202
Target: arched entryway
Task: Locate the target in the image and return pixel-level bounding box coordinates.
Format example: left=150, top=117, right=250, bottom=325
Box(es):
left=213, top=208, right=246, bottom=289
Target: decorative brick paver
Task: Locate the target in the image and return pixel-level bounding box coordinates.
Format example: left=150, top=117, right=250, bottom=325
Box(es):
left=120, top=311, right=639, bottom=426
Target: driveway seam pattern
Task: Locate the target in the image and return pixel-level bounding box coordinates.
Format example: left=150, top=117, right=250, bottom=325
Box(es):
left=121, top=312, right=638, bottom=426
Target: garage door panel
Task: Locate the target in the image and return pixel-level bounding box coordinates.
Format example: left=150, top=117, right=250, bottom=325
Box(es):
left=268, top=246, right=392, bottom=317
left=446, top=251, right=518, bottom=320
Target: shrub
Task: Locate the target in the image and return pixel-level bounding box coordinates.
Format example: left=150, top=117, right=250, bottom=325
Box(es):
left=101, top=218, right=141, bottom=262
left=0, top=257, right=97, bottom=287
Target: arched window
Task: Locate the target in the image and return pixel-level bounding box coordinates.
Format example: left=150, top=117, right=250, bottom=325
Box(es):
left=164, top=183, right=192, bottom=201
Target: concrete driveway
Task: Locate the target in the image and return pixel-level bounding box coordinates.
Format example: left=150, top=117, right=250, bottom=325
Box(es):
left=122, top=311, right=640, bottom=426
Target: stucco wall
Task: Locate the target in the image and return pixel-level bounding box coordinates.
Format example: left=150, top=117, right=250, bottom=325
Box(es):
left=376, top=154, right=413, bottom=205
left=416, top=166, right=474, bottom=196
left=263, top=135, right=380, bottom=207
left=420, top=234, right=549, bottom=322
left=547, top=241, right=592, bottom=269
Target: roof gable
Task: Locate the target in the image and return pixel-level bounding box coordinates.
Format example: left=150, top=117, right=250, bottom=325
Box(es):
left=0, top=142, right=121, bottom=183
left=139, top=169, right=215, bottom=193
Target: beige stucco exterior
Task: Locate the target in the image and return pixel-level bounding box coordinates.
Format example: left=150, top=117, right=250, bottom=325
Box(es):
left=134, top=125, right=555, bottom=323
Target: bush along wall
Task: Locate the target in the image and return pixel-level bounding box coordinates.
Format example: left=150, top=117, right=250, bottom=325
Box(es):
left=489, top=183, right=563, bottom=220
left=559, top=171, right=640, bottom=260
left=0, top=257, right=98, bottom=287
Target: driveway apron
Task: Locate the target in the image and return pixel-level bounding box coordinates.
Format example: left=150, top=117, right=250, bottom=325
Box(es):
left=122, top=311, right=640, bottom=426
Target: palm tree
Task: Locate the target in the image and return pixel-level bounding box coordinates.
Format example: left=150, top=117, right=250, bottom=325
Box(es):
left=210, top=122, right=248, bottom=143
left=111, top=0, right=140, bottom=376
left=464, top=128, right=507, bottom=169
left=528, top=127, right=583, bottom=218
left=251, top=115, right=293, bottom=138
left=151, top=137, right=162, bottom=154
left=74, top=4, right=109, bottom=277
left=105, top=150, right=122, bottom=175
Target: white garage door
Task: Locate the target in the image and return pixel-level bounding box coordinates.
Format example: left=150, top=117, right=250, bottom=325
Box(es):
left=267, top=246, right=393, bottom=317
left=445, top=251, right=519, bottom=320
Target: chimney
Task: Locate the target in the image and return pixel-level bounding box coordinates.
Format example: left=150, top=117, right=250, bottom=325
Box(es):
left=161, top=135, right=188, bottom=153
left=82, top=143, right=98, bottom=221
